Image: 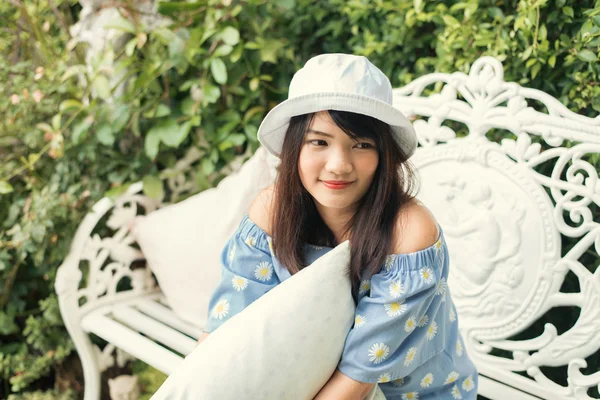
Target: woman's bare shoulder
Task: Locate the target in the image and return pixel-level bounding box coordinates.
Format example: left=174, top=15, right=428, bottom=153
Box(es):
left=392, top=199, right=440, bottom=254
left=248, top=184, right=275, bottom=236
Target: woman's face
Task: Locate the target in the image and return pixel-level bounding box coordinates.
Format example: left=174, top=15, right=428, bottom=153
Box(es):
left=298, top=111, right=379, bottom=212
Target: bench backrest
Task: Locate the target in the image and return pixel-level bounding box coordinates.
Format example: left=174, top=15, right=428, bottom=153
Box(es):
left=393, top=56, right=600, bottom=399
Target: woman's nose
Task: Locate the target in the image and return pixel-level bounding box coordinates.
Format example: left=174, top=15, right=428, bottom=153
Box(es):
left=325, top=148, right=353, bottom=175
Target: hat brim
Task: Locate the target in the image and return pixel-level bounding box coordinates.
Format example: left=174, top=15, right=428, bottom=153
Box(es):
left=257, top=92, right=417, bottom=159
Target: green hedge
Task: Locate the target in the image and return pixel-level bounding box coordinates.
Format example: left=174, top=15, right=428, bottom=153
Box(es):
left=1, top=0, right=599, bottom=397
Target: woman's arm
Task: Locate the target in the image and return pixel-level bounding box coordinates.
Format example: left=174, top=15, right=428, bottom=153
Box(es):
left=313, top=370, right=374, bottom=400
left=197, top=331, right=210, bottom=345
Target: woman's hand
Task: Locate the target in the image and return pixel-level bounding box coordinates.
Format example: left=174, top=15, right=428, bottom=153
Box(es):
left=197, top=332, right=209, bottom=346
left=313, top=369, right=374, bottom=400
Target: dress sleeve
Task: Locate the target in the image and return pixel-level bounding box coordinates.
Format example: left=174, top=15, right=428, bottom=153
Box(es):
left=338, top=236, right=450, bottom=383
left=203, top=216, right=279, bottom=333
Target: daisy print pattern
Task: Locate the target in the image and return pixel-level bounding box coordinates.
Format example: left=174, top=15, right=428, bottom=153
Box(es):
left=231, top=275, right=248, bottom=291
left=368, top=343, right=390, bottom=364
left=228, top=243, right=236, bottom=264
left=392, top=378, right=404, bottom=388
left=420, top=372, right=434, bottom=388
left=449, top=307, right=457, bottom=322
left=436, top=277, right=447, bottom=296
left=388, top=280, right=405, bottom=298
left=384, top=255, right=394, bottom=271
left=402, top=392, right=419, bottom=400
left=418, top=315, right=429, bottom=327
left=267, top=238, right=274, bottom=254
left=254, top=261, right=273, bottom=282
left=245, top=236, right=256, bottom=248
left=354, top=315, right=367, bottom=328
left=211, top=299, right=230, bottom=320
left=462, top=375, right=475, bottom=392
left=451, top=385, right=462, bottom=399
left=384, top=300, right=407, bottom=317
left=404, top=316, right=417, bottom=333
left=359, top=280, right=371, bottom=296
left=404, top=347, right=417, bottom=366
left=420, top=267, right=434, bottom=284
left=378, top=373, right=392, bottom=383
left=445, top=371, right=460, bottom=384
left=426, top=321, right=438, bottom=340
left=456, top=338, right=464, bottom=356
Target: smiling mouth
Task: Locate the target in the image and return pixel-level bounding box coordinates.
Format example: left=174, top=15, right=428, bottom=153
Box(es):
left=321, top=181, right=353, bottom=189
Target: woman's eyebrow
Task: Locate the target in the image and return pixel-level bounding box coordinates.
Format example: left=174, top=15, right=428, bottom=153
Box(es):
left=306, top=129, right=334, bottom=138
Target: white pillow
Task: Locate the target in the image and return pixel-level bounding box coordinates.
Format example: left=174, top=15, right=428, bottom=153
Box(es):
left=151, top=241, right=356, bottom=400
left=131, top=147, right=279, bottom=329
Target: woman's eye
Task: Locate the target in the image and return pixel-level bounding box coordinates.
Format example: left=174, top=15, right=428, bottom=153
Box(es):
left=355, top=142, right=374, bottom=149
left=309, top=140, right=327, bottom=146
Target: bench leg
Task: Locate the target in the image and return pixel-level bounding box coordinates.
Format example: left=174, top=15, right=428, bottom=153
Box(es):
left=75, top=336, right=102, bottom=400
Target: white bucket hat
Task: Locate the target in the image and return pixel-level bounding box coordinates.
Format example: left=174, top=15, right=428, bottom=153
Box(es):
left=257, top=53, right=417, bottom=159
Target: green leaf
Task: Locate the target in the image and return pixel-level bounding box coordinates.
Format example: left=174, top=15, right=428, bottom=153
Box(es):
left=214, top=44, right=233, bottom=57
left=93, top=75, right=111, bottom=100
left=259, top=40, right=284, bottom=64
left=105, top=183, right=131, bottom=199
left=96, top=123, right=115, bottom=146
left=147, top=118, right=178, bottom=147
left=562, top=6, right=574, bottom=18
left=548, top=55, right=556, bottom=68
left=145, top=132, right=160, bottom=160
left=112, top=105, right=131, bottom=132
left=61, top=65, right=86, bottom=82
left=154, top=104, right=171, bottom=118
left=143, top=175, right=164, bottom=200
left=230, top=45, right=243, bottom=63
left=249, top=77, right=260, bottom=91
left=71, top=117, right=93, bottom=144
left=52, top=114, right=62, bottom=131
left=531, top=63, right=542, bottom=79
left=0, top=312, right=18, bottom=335
left=125, top=37, right=138, bottom=57
left=593, top=16, right=600, bottom=28
left=104, top=16, right=136, bottom=33
left=59, top=99, right=83, bottom=113
left=413, top=0, right=423, bottom=13
left=158, top=1, right=207, bottom=15
left=442, top=15, right=461, bottom=28
left=219, top=27, right=240, bottom=46
left=577, top=49, right=597, bottom=62
left=276, top=0, right=296, bottom=10
left=36, top=123, right=54, bottom=133
left=0, top=181, right=14, bottom=194
left=244, top=124, right=258, bottom=141
left=31, top=225, right=46, bottom=243
left=203, top=85, right=221, bottom=104
left=201, top=158, right=215, bottom=175
left=181, top=97, right=197, bottom=116
left=210, top=58, right=228, bottom=85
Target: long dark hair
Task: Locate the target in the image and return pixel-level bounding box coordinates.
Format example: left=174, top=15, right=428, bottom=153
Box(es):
left=271, top=110, right=417, bottom=294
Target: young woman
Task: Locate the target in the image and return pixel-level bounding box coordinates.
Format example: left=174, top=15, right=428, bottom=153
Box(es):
left=198, top=54, right=478, bottom=399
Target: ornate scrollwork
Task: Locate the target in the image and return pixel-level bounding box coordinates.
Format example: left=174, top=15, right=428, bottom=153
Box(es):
left=395, top=56, right=600, bottom=398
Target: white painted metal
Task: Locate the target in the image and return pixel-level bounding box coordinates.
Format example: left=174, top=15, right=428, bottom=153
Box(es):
left=56, top=56, right=600, bottom=399
left=393, top=56, right=600, bottom=400
left=80, top=312, right=184, bottom=374
left=111, top=306, right=197, bottom=355
left=134, top=298, right=203, bottom=339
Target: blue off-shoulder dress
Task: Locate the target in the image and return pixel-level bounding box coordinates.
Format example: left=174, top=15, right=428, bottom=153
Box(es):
left=203, top=215, right=478, bottom=399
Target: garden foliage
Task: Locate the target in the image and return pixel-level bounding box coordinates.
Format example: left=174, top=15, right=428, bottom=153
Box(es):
left=1, top=0, right=599, bottom=397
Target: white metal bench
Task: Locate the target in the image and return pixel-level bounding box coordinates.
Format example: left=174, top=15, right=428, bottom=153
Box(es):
left=56, top=56, right=600, bottom=400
